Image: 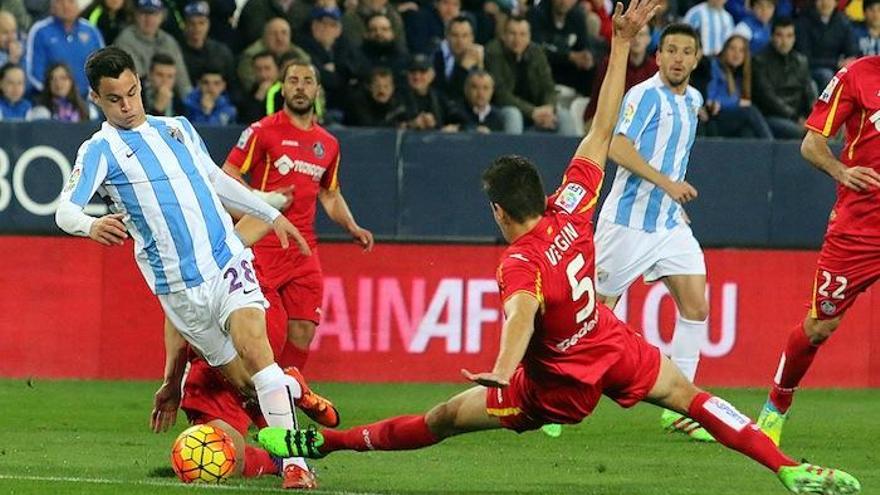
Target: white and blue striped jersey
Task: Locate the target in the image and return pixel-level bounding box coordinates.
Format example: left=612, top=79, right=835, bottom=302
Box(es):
left=62, top=116, right=245, bottom=295
left=683, top=3, right=734, bottom=56
left=599, top=73, right=702, bottom=233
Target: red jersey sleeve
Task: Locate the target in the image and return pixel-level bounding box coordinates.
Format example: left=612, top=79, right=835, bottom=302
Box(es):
left=496, top=253, right=543, bottom=306
left=320, top=147, right=341, bottom=191
left=225, top=124, right=265, bottom=174
left=806, top=67, right=858, bottom=138
left=547, top=156, right=604, bottom=217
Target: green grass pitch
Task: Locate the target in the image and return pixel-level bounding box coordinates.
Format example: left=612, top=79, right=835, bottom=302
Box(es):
left=0, top=379, right=876, bottom=494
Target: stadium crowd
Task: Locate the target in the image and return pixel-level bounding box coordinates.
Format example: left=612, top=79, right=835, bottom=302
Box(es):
left=0, top=0, right=875, bottom=137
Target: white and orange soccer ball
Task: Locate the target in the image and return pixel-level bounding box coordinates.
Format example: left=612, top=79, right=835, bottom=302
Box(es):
left=170, top=424, right=236, bottom=483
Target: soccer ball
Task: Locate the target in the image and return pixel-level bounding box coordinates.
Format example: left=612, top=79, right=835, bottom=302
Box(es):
left=170, top=424, right=236, bottom=483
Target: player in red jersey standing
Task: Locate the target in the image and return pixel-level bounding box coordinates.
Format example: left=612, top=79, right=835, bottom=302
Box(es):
left=223, top=60, right=373, bottom=373
left=757, top=56, right=880, bottom=447
left=255, top=2, right=861, bottom=492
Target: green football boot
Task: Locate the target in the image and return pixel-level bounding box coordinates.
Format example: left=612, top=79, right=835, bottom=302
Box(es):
left=778, top=463, right=861, bottom=494
left=541, top=423, right=562, bottom=438
left=660, top=409, right=716, bottom=442
left=757, top=400, right=789, bottom=447
left=258, top=426, right=326, bottom=459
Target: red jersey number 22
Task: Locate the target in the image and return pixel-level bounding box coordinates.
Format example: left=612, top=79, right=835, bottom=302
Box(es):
left=566, top=253, right=596, bottom=325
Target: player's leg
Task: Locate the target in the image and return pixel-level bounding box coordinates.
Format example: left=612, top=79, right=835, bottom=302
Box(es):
left=279, top=319, right=315, bottom=370
left=662, top=273, right=709, bottom=382
left=645, top=356, right=860, bottom=493
left=258, top=385, right=502, bottom=458
left=276, top=260, right=323, bottom=371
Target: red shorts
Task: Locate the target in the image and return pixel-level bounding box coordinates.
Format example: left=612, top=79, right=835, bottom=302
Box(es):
left=255, top=247, right=323, bottom=324
left=809, top=233, right=880, bottom=320
left=486, top=318, right=661, bottom=433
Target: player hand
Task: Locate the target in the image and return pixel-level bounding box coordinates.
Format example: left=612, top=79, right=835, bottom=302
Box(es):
left=89, top=213, right=128, bottom=246
left=836, top=166, right=880, bottom=191
left=350, top=225, right=374, bottom=251
left=461, top=369, right=510, bottom=388
left=150, top=383, right=181, bottom=433
left=272, top=215, right=312, bottom=255
left=663, top=180, right=698, bottom=203
left=611, top=0, right=662, bottom=41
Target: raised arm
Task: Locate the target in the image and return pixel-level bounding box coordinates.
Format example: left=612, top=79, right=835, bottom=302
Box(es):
left=573, top=0, right=660, bottom=168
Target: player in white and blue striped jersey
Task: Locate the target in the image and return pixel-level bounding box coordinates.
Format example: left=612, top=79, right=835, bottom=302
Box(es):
left=594, top=24, right=714, bottom=442
left=54, top=47, right=318, bottom=486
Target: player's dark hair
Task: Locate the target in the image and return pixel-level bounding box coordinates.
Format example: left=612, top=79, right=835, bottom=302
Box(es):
left=280, top=58, right=321, bottom=85
left=659, top=23, right=701, bottom=50
left=771, top=16, right=795, bottom=33
left=482, top=155, right=546, bottom=223
left=86, top=47, right=137, bottom=92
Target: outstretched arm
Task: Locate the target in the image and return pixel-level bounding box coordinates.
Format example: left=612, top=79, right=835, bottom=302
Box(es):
left=573, top=0, right=660, bottom=169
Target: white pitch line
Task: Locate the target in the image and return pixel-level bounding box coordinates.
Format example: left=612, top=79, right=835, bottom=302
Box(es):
left=0, top=473, right=383, bottom=495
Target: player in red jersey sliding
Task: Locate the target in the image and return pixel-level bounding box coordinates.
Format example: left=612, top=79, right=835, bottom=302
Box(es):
left=757, top=56, right=880, bottom=447
left=223, top=60, right=373, bottom=375
left=151, top=220, right=339, bottom=489
left=256, top=2, right=861, bottom=493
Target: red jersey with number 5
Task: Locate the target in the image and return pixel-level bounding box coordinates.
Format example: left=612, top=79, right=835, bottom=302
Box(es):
left=805, top=56, right=880, bottom=237
left=225, top=112, right=341, bottom=249
left=496, top=156, right=628, bottom=385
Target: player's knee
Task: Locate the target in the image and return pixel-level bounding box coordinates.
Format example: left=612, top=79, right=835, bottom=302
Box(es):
left=804, top=316, right=841, bottom=344
left=424, top=400, right=458, bottom=439
left=680, top=301, right=709, bottom=322
left=287, top=321, right=316, bottom=348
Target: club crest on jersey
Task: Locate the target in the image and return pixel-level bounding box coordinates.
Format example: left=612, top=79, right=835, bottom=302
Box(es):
left=64, top=167, right=81, bottom=192
left=554, top=183, right=587, bottom=214
left=313, top=142, right=325, bottom=158
left=820, top=300, right=836, bottom=316
left=236, top=127, right=253, bottom=150
left=168, top=126, right=184, bottom=144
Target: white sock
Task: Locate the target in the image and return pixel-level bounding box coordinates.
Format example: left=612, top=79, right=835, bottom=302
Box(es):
left=251, top=364, right=308, bottom=470
left=670, top=316, right=706, bottom=383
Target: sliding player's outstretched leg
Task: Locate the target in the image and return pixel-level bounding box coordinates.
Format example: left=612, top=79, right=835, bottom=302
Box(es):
left=259, top=385, right=501, bottom=458
left=648, top=355, right=860, bottom=494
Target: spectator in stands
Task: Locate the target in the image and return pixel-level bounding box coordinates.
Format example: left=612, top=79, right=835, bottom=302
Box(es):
left=583, top=24, right=656, bottom=128
left=529, top=0, right=595, bottom=96
left=400, top=0, right=472, bottom=55
left=0, top=0, right=31, bottom=32
left=732, top=0, right=775, bottom=53
left=359, top=13, right=409, bottom=82
left=684, top=0, right=734, bottom=56
left=238, top=17, right=310, bottom=91
left=236, top=0, right=311, bottom=51
left=26, top=0, right=104, bottom=97
left=853, top=0, right=880, bottom=55
left=647, top=0, right=676, bottom=53
left=704, top=33, right=773, bottom=138
left=753, top=17, right=816, bottom=139
left=142, top=52, right=184, bottom=116
left=485, top=15, right=577, bottom=135
left=114, top=0, right=191, bottom=96
left=0, top=11, right=23, bottom=67
left=27, top=62, right=95, bottom=121
left=300, top=6, right=360, bottom=114
left=460, top=69, right=504, bottom=132
left=432, top=15, right=482, bottom=103
left=401, top=53, right=461, bottom=130
left=0, top=62, right=30, bottom=119
left=180, top=1, right=235, bottom=93
left=346, top=66, right=407, bottom=126
left=238, top=50, right=277, bottom=123
left=795, top=0, right=858, bottom=89
left=81, top=0, right=133, bottom=44
left=341, top=0, right=407, bottom=53
left=183, top=67, right=236, bottom=124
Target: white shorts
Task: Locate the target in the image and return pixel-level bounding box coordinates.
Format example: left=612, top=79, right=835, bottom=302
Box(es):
left=594, top=218, right=706, bottom=297
left=158, top=249, right=268, bottom=367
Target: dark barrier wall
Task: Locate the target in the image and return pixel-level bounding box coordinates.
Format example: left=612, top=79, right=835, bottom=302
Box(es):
left=0, top=122, right=838, bottom=248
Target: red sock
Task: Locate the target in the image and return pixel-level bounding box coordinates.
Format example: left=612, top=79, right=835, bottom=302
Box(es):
left=243, top=445, right=280, bottom=477
left=321, top=415, right=439, bottom=454
left=769, top=323, right=820, bottom=414
left=278, top=344, right=309, bottom=371
left=688, top=392, right=797, bottom=472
